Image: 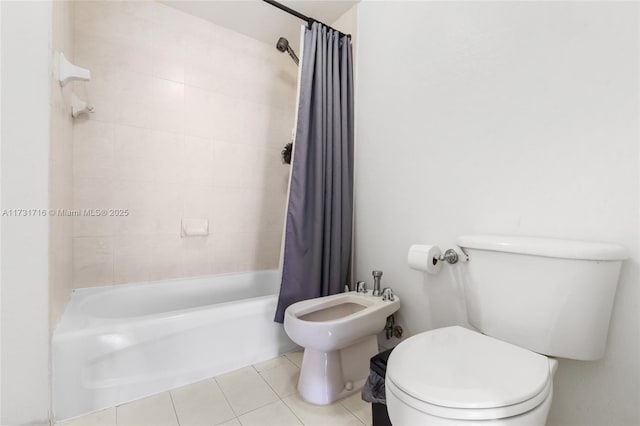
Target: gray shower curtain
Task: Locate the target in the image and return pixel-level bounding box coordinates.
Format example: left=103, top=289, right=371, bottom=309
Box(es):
left=274, top=22, right=354, bottom=323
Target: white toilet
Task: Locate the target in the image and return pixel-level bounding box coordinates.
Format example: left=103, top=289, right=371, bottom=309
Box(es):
left=387, top=235, right=627, bottom=425
left=284, top=291, right=400, bottom=405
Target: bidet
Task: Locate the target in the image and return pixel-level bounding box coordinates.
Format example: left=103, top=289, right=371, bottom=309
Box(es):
left=284, top=291, right=400, bottom=404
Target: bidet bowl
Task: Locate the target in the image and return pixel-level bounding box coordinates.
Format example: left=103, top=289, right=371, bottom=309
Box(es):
left=284, top=292, right=400, bottom=352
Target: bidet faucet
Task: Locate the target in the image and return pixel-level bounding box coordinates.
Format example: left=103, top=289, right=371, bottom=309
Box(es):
left=382, top=288, right=395, bottom=302
left=372, top=270, right=383, bottom=296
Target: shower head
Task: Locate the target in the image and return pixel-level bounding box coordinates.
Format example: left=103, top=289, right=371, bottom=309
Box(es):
left=275, top=37, right=299, bottom=66
left=276, top=37, right=289, bottom=52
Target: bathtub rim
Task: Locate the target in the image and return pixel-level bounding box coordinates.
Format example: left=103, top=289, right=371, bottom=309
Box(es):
left=54, top=293, right=280, bottom=341
left=54, top=269, right=282, bottom=337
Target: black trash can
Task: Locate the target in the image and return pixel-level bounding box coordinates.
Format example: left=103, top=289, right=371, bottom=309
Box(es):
left=362, top=347, right=395, bottom=426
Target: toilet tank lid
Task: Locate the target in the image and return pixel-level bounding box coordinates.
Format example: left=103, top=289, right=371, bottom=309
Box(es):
left=457, top=235, right=628, bottom=261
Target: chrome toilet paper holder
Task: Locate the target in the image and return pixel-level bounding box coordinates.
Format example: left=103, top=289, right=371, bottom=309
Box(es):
left=438, top=249, right=459, bottom=264
left=437, top=247, right=469, bottom=264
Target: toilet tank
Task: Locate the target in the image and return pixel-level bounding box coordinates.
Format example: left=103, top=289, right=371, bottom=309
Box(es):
left=457, top=235, right=627, bottom=361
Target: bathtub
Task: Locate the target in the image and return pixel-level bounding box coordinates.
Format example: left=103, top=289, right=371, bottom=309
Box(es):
left=52, top=270, right=297, bottom=421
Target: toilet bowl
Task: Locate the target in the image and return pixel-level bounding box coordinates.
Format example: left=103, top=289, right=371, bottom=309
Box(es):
left=284, top=291, right=400, bottom=405
left=386, top=326, right=558, bottom=425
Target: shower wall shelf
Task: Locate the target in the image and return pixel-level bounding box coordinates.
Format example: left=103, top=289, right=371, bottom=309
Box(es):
left=58, top=53, right=90, bottom=87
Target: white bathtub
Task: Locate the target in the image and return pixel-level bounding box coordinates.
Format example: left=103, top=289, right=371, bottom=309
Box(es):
left=52, top=270, right=297, bottom=421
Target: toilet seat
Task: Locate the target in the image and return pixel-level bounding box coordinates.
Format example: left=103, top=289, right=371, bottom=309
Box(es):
left=386, top=326, right=554, bottom=421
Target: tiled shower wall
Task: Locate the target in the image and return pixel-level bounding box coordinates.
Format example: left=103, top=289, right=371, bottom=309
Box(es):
left=72, top=1, right=296, bottom=287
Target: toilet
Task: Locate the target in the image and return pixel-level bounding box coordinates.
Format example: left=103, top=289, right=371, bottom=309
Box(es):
left=387, top=235, right=627, bottom=425
left=284, top=291, right=400, bottom=405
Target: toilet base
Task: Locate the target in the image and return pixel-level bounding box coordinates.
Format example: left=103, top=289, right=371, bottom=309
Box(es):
left=298, top=336, right=378, bottom=405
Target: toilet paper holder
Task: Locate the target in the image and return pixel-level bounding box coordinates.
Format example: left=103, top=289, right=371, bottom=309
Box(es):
left=438, top=249, right=460, bottom=264
left=438, top=247, right=469, bottom=264
left=407, top=244, right=469, bottom=274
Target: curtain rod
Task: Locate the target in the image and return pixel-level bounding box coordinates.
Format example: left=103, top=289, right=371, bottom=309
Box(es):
left=262, top=0, right=351, bottom=39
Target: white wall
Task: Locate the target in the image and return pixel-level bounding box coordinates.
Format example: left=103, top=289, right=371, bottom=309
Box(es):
left=355, top=2, right=639, bottom=425
left=49, top=0, right=75, bottom=328
left=331, top=3, right=358, bottom=59
left=0, top=1, right=52, bottom=424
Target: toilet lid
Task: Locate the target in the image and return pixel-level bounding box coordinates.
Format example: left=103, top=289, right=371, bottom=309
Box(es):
left=387, top=326, right=551, bottom=410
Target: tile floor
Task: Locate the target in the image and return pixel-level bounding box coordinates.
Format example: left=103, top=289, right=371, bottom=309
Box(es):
left=57, top=351, right=373, bottom=426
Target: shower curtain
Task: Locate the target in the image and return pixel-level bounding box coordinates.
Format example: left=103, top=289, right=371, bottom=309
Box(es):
left=274, top=22, right=354, bottom=323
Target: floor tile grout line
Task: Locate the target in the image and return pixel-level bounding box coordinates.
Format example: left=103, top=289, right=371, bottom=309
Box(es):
left=335, top=399, right=367, bottom=426
left=340, top=398, right=371, bottom=426
left=280, top=396, right=307, bottom=426
left=256, top=366, right=297, bottom=400
left=255, top=354, right=299, bottom=374
left=344, top=407, right=368, bottom=423
left=257, top=369, right=278, bottom=395
left=253, top=356, right=282, bottom=373
left=350, top=409, right=367, bottom=426
left=167, top=391, right=181, bottom=426
left=282, top=355, right=300, bottom=371
left=226, top=365, right=282, bottom=417
left=284, top=351, right=303, bottom=368
left=234, top=398, right=299, bottom=425
left=251, top=357, right=305, bottom=425
left=213, top=375, right=242, bottom=419
left=250, top=363, right=283, bottom=400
